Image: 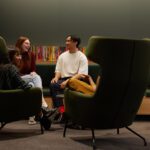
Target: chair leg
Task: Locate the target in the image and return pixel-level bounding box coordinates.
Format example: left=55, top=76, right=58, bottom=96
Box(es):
left=63, top=120, right=68, bottom=137
left=40, top=122, right=44, bottom=134
left=117, top=128, right=119, bottom=134
left=38, top=111, right=44, bottom=134
left=126, top=126, right=147, bottom=146
left=0, top=122, right=6, bottom=130
left=91, top=128, right=96, bottom=150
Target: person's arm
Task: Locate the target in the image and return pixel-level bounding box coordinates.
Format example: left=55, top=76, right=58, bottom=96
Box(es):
left=60, top=74, right=84, bottom=89
left=51, top=72, right=61, bottom=83
left=78, top=54, right=88, bottom=75
left=51, top=55, right=62, bottom=83
left=95, top=75, right=101, bottom=89
left=72, top=74, right=86, bottom=80
left=88, top=75, right=96, bottom=92
left=60, top=78, right=69, bottom=89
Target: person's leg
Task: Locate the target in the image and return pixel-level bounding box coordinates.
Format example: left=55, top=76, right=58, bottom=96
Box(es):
left=21, top=74, right=33, bottom=83
left=30, top=74, right=49, bottom=107
left=20, top=75, right=37, bottom=124
left=21, top=74, right=60, bottom=127
left=30, top=74, right=42, bottom=87
left=49, top=78, right=66, bottom=108
left=21, top=74, right=48, bottom=108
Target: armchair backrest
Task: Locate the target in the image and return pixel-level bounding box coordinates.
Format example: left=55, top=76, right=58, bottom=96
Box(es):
left=86, top=36, right=150, bottom=128
left=0, top=36, right=10, bottom=64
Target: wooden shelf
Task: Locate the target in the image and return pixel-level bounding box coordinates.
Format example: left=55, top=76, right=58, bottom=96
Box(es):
left=137, top=96, right=150, bottom=115
left=36, top=61, right=56, bottom=64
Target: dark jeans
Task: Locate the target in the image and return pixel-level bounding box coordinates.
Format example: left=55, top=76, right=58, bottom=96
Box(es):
left=49, top=77, right=70, bottom=107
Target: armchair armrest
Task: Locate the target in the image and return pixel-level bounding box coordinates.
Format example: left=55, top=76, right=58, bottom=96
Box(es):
left=0, top=88, right=42, bottom=123
left=64, top=88, right=95, bottom=125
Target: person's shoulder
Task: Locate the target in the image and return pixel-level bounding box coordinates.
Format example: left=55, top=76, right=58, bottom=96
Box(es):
left=3, top=63, right=12, bottom=68
left=77, top=50, right=86, bottom=55
left=0, top=64, right=17, bottom=72
left=59, top=50, right=68, bottom=57
left=77, top=50, right=87, bottom=58
left=6, top=64, right=18, bottom=70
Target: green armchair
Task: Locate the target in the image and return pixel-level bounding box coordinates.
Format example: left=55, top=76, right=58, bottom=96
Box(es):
left=0, top=88, right=43, bottom=133
left=0, top=36, right=44, bottom=133
left=63, top=36, right=150, bottom=149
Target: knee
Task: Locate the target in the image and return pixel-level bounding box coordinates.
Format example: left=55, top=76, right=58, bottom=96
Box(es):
left=32, top=74, right=42, bottom=82
left=34, top=74, right=41, bottom=80
left=49, top=82, right=56, bottom=89
left=49, top=82, right=60, bottom=90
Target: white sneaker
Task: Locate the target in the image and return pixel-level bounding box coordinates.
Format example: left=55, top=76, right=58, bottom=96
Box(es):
left=28, top=116, right=36, bottom=125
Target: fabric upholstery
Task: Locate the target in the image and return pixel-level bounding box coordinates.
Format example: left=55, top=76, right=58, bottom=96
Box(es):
left=0, top=36, right=10, bottom=64
left=0, top=36, right=7, bottom=55
left=64, top=36, right=150, bottom=129
left=0, top=88, right=42, bottom=123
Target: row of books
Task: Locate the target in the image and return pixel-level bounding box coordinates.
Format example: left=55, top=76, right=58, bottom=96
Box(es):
left=31, top=45, right=65, bottom=62
left=8, top=45, right=86, bottom=62
left=31, top=45, right=86, bottom=62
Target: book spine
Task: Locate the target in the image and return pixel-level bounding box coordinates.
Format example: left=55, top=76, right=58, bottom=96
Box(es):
left=8, top=45, right=86, bottom=63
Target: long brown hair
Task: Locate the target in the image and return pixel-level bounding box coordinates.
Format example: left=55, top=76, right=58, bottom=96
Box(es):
left=15, top=36, right=30, bottom=52
left=15, top=36, right=32, bottom=74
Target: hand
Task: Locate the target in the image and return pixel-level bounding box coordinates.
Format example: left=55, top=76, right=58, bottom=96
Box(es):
left=82, top=75, right=92, bottom=83
left=51, top=77, right=58, bottom=84
left=30, top=72, right=37, bottom=76
left=60, top=79, right=69, bottom=89
left=84, top=75, right=91, bottom=80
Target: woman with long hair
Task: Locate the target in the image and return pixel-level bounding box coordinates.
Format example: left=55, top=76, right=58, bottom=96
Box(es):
left=15, top=36, right=49, bottom=125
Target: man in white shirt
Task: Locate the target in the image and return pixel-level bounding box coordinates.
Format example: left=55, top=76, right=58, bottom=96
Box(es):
left=50, top=35, right=88, bottom=107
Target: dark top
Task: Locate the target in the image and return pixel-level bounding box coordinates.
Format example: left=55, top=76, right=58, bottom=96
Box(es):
left=0, top=64, right=31, bottom=90
left=20, top=51, right=36, bottom=75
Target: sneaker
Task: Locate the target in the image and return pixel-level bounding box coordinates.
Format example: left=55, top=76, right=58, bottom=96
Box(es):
left=47, top=108, right=60, bottom=122
left=41, top=107, right=60, bottom=120
left=28, top=116, right=37, bottom=125
left=41, top=107, right=58, bottom=117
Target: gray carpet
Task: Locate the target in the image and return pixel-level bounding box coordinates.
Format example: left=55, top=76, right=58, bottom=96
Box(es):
left=0, top=120, right=150, bottom=150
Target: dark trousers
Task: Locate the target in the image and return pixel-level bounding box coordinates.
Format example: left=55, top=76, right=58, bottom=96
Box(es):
left=49, top=77, right=70, bottom=107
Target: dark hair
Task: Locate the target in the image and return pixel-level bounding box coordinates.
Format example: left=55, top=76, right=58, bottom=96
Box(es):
left=68, top=35, right=81, bottom=48
left=8, top=49, right=20, bottom=62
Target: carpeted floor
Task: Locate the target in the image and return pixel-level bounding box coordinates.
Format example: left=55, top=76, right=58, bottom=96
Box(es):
left=0, top=120, right=150, bottom=150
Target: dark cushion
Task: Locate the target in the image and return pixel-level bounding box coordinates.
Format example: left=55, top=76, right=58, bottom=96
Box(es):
left=36, top=62, right=101, bottom=96
left=36, top=63, right=55, bottom=88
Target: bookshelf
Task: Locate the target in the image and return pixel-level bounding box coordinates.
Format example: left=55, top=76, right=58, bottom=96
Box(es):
left=8, top=45, right=86, bottom=63
left=31, top=45, right=86, bottom=63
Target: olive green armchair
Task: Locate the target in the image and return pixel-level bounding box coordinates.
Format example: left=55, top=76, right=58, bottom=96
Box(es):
left=0, top=36, right=43, bottom=133
left=63, top=36, right=150, bottom=149
left=0, top=88, right=43, bottom=133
